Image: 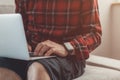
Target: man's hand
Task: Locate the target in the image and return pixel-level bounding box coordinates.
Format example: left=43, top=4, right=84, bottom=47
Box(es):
left=34, top=40, right=68, bottom=57
left=28, top=44, right=32, bottom=52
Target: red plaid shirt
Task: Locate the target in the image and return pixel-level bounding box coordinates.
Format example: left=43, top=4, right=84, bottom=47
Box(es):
left=15, top=0, right=102, bottom=60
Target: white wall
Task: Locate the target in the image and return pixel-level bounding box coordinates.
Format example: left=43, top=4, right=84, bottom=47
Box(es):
left=111, top=4, right=120, bottom=60
left=91, top=0, right=115, bottom=58
left=0, top=0, right=15, bottom=13
left=0, top=0, right=14, bottom=5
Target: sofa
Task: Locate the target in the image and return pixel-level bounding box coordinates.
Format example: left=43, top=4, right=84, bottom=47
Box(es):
left=1, top=4, right=120, bottom=80
left=75, top=55, right=120, bottom=80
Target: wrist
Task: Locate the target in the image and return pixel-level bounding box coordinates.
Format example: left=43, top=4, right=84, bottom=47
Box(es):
left=63, top=42, right=75, bottom=55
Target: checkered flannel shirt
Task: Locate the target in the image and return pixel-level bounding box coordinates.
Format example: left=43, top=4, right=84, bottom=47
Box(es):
left=15, top=0, right=102, bottom=60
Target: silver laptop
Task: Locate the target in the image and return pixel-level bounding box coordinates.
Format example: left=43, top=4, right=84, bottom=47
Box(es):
left=0, top=14, right=55, bottom=60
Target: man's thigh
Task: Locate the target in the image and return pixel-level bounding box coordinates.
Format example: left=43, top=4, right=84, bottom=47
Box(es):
left=0, top=57, right=28, bottom=80
left=28, top=56, right=85, bottom=80
left=0, top=67, right=21, bottom=80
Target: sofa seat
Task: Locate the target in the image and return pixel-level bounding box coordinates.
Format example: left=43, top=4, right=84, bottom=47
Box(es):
left=74, top=65, right=120, bottom=80
left=74, top=55, right=120, bottom=80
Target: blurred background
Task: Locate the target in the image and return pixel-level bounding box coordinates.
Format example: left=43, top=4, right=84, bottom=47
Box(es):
left=0, top=0, right=120, bottom=60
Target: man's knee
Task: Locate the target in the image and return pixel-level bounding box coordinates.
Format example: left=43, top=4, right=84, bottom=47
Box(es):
left=0, top=68, right=22, bottom=80
left=27, top=62, right=51, bottom=80
left=28, top=62, right=47, bottom=74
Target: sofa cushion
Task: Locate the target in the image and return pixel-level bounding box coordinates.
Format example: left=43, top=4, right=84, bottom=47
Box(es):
left=87, top=55, right=120, bottom=71
left=74, top=65, right=120, bottom=80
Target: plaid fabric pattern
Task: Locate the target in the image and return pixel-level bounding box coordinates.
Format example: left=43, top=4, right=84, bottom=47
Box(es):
left=15, top=0, right=102, bottom=60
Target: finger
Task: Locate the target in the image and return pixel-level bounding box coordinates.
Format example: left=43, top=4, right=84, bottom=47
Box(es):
left=34, top=43, right=43, bottom=55
left=28, top=44, right=32, bottom=52
left=45, top=48, right=54, bottom=56
left=38, top=45, right=50, bottom=56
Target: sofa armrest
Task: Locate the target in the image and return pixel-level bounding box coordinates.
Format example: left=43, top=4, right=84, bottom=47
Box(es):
left=0, top=5, right=15, bottom=14
left=86, top=55, right=120, bottom=71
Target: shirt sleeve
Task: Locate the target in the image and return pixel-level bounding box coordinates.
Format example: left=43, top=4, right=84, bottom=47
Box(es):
left=15, top=0, right=19, bottom=13
left=15, top=0, right=30, bottom=43
left=15, top=0, right=28, bottom=31
left=64, top=0, right=102, bottom=60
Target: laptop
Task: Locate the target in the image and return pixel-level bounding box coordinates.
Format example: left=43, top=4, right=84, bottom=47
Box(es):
left=0, top=14, right=55, bottom=60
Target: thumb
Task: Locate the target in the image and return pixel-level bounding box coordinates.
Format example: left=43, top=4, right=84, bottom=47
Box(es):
left=28, top=44, right=32, bottom=52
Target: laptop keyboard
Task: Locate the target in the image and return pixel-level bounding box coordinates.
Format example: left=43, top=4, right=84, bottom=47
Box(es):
left=29, top=52, right=38, bottom=57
